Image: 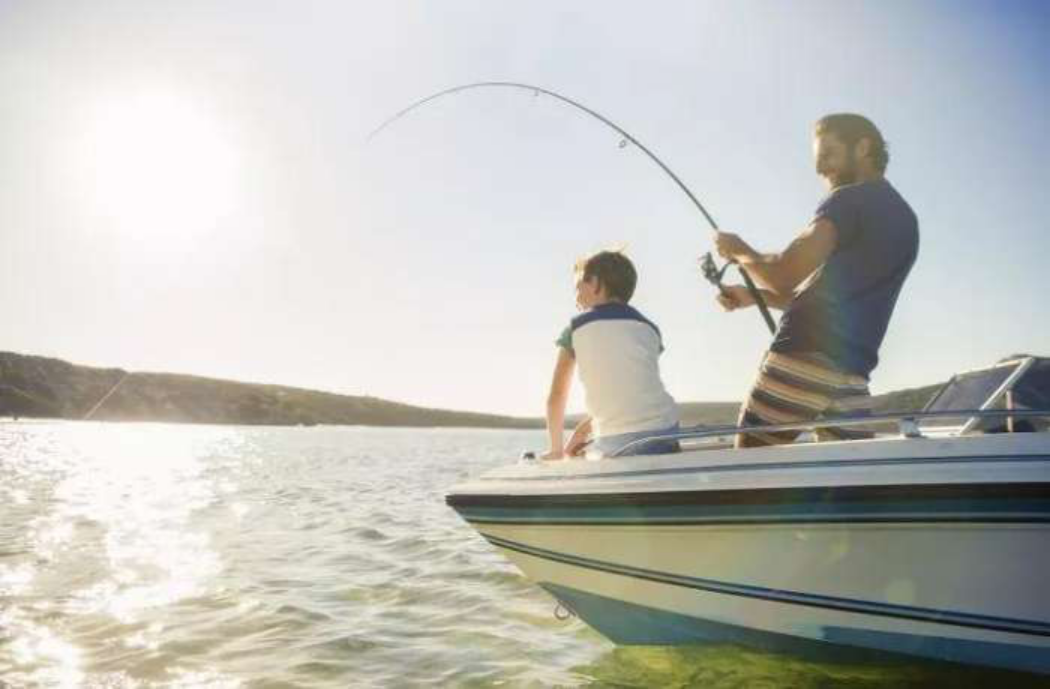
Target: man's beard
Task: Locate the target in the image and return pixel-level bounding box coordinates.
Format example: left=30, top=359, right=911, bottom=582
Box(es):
left=828, top=150, right=858, bottom=188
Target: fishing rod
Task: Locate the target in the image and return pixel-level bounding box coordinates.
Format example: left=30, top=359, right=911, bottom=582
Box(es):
left=369, top=81, right=777, bottom=335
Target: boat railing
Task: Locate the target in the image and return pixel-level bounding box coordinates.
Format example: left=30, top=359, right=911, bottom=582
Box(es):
left=609, top=408, right=1050, bottom=458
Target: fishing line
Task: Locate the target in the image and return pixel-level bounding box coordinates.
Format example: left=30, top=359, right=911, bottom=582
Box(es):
left=369, top=81, right=776, bottom=334
left=83, top=371, right=131, bottom=421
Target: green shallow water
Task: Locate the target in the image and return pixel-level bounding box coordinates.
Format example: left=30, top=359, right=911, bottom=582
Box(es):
left=0, top=422, right=1044, bottom=688
left=574, top=646, right=1047, bottom=688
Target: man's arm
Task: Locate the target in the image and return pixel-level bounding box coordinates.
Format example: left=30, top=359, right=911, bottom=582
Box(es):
left=542, top=348, right=575, bottom=460
left=713, top=218, right=838, bottom=296
left=716, top=285, right=793, bottom=312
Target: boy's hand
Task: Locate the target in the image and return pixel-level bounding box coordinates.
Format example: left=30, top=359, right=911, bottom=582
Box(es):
left=717, top=284, right=755, bottom=311
left=565, top=436, right=589, bottom=457
left=565, top=416, right=593, bottom=457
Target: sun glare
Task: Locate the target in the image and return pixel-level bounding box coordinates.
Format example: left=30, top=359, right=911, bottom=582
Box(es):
left=77, top=90, right=240, bottom=248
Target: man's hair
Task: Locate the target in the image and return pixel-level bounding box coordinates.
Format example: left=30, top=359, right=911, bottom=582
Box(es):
left=815, top=113, right=889, bottom=173
left=575, top=250, right=637, bottom=302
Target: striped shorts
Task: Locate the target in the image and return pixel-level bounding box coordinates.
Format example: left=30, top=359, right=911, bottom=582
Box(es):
left=737, top=351, right=873, bottom=447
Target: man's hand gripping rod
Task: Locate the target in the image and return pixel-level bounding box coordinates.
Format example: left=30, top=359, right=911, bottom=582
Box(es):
left=700, top=253, right=777, bottom=334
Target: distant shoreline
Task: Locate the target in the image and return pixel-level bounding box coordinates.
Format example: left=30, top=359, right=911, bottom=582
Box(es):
left=0, top=351, right=942, bottom=429
left=0, top=416, right=540, bottom=431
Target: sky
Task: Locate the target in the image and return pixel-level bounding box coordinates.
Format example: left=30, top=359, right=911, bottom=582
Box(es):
left=1, top=0, right=1048, bottom=416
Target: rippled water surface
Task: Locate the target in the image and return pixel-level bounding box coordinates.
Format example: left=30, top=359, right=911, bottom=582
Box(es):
left=1, top=422, right=1044, bottom=688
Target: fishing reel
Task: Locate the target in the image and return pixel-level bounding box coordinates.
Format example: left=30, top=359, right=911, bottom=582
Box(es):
left=698, top=252, right=730, bottom=292
left=698, top=251, right=778, bottom=333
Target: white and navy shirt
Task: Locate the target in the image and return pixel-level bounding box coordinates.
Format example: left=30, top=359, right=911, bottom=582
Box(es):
left=557, top=303, right=678, bottom=438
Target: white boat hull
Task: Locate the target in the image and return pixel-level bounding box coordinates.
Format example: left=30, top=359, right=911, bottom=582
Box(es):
left=447, top=434, right=1050, bottom=674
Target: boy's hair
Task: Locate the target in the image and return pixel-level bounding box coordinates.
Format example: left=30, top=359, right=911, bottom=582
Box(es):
left=814, top=113, right=889, bottom=173
left=575, top=250, right=637, bottom=302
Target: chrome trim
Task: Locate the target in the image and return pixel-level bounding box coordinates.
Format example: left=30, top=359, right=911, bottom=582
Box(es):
left=610, top=408, right=1050, bottom=457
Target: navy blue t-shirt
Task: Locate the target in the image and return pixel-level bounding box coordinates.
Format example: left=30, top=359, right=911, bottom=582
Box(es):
left=771, top=178, right=919, bottom=377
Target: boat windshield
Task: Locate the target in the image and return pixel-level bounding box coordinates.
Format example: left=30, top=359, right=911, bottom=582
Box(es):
left=922, top=356, right=1050, bottom=433
left=924, top=361, right=1025, bottom=413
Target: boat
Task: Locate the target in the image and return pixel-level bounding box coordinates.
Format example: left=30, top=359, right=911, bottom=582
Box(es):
left=445, top=356, right=1050, bottom=675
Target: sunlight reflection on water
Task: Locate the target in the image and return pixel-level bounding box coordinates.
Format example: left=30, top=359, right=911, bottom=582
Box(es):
left=45, top=424, right=227, bottom=623
left=1, top=422, right=246, bottom=687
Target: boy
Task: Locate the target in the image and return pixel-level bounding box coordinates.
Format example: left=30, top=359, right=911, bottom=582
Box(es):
left=542, top=250, right=679, bottom=459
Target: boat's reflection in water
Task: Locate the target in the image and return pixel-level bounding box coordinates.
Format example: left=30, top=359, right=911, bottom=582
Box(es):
left=572, top=643, right=1048, bottom=688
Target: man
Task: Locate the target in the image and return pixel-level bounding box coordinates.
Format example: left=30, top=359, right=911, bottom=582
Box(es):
left=714, top=113, right=919, bottom=447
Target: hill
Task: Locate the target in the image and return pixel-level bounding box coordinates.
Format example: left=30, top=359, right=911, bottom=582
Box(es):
left=0, top=352, right=538, bottom=428
left=0, top=351, right=952, bottom=429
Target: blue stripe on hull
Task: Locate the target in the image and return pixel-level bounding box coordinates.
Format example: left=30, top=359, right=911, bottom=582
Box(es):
left=486, top=534, right=1050, bottom=638
left=457, top=498, right=1050, bottom=525
left=449, top=482, right=1050, bottom=525
left=543, top=584, right=1050, bottom=676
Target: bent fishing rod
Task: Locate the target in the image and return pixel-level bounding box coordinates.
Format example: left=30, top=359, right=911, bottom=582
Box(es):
left=369, top=81, right=776, bottom=335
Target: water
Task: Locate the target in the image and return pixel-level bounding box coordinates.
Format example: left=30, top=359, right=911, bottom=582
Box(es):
left=0, top=422, right=1044, bottom=688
